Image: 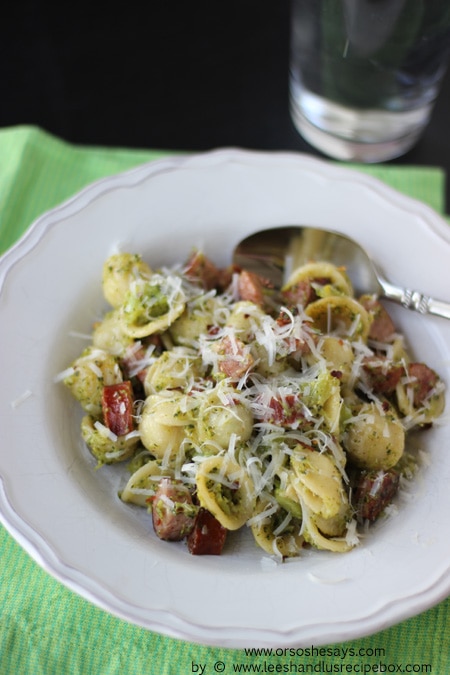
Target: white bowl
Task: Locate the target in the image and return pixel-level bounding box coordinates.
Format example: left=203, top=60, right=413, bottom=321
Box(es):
left=1, top=149, right=449, bottom=648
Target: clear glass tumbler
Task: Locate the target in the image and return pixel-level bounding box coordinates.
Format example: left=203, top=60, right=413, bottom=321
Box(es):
left=289, top=0, right=450, bottom=162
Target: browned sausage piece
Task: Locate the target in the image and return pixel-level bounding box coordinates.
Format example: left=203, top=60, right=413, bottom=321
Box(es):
left=276, top=310, right=314, bottom=357
left=282, top=277, right=333, bottom=309
left=238, top=269, right=265, bottom=306
left=216, top=335, right=254, bottom=380
left=151, top=478, right=196, bottom=541
left=407, top=363, right=440, bottom=407
left=102, top=381, right=134, bottom=436
left=359, top=295, right=396, bottom=342
left=281, top=279, right=316, bottom=308
left=184, top=250, right=223, bottom=290
left=362, top=356, right=404, bottom=395
left=354, top=469, right=400, bottom=522
left=187, top=508, right=228, bottom=555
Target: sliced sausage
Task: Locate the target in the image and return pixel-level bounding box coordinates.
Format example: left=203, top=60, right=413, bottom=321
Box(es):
left=359, top=295, right=396, bottom=342
left=238, top=270, right=265, bottom=306
left=102, top=381, right=134, bottom=436
left=281, top=279, right=316, bottom=308
left=215, top=335, right=254, bottom=380
left=276, top=309, right=314, bottom=357
left=354, top=469, right=400, bottom=522
left=362, top=356, right=404, bottom=395
left=184, top=251, right=223, bottom=290
left=151, top=478, right=196, bottom=541
left=187, top=508, right=228, bottom=555
left=407, top=363, right=440, bottom=407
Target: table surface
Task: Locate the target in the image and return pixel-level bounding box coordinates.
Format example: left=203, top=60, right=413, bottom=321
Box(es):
left=2, top=2, right=450, bottom=209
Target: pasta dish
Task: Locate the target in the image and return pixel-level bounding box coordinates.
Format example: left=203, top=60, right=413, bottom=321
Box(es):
left=59, top=249, right=445, bottom=557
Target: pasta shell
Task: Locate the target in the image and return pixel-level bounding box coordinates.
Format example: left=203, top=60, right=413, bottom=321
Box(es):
left=195, top=455, right=255, bottom=530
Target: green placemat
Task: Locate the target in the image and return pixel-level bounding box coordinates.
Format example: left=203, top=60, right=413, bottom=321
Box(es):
left=0, top=125, right=448, bottom=675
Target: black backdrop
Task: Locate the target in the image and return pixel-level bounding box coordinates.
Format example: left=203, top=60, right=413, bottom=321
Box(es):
left=2, top=1, right=450, bottom=207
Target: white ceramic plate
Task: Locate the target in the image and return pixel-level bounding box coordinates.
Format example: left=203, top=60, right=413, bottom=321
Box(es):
left=1, top=150, right=450, bottom=648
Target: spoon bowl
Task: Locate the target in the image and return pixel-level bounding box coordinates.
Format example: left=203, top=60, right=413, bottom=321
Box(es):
left=233, top=226, right=450, bottom=320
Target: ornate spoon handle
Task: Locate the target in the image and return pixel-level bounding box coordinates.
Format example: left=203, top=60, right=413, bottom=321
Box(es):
left=379, top=278, right=450, bottom=320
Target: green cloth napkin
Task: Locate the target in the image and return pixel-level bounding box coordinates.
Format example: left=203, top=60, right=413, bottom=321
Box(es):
left=0, top=125, right=448, bottom=675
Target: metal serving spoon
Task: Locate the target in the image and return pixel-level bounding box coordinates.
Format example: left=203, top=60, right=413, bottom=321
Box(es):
left=233, top=226, right=450, bottom=320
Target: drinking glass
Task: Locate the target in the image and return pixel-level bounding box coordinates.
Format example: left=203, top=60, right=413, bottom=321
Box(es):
left=289, top=0, right=450, bottom=162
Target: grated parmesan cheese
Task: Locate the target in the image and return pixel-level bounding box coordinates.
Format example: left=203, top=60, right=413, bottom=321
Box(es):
left=94, top=421, right=118, bottom=442
left=10, top=390, right=33, bottom=408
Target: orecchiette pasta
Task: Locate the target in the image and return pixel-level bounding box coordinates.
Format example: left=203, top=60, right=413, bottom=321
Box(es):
left=120, top=274, right=186, bottom=338
left=170, top=296, right=226, bottom=347
left=61, top=249, right=445, bottom=559
left=343, top=401, right=405, bottom=470
left=195, top=455, right=256, bottom=530
left=305, top=296, right=372, bottom=342
left=290, top=446, right=348, bottom=521
left=102, top=253, right=152, bottom=309
left=139, top=401, right=188, bottom=460
left=283, top=261, right=353, bottom=298
left=250, top=497, right=304, bottom=558
left=81, top=415, right=139, bottom=465
left=309, top=336, right=354, bottom=384
left=92, top=310, right=134, bottom=356
left=143, top=347, right=204, bottom=394
left=120, top=459, right=173, bottom=507
left=195, top=386, right=254, bottom=449
left=63, top=347, right=122, bottom=416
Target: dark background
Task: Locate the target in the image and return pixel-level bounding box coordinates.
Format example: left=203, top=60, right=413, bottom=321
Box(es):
left=2, top=1, right=450, bottom=209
